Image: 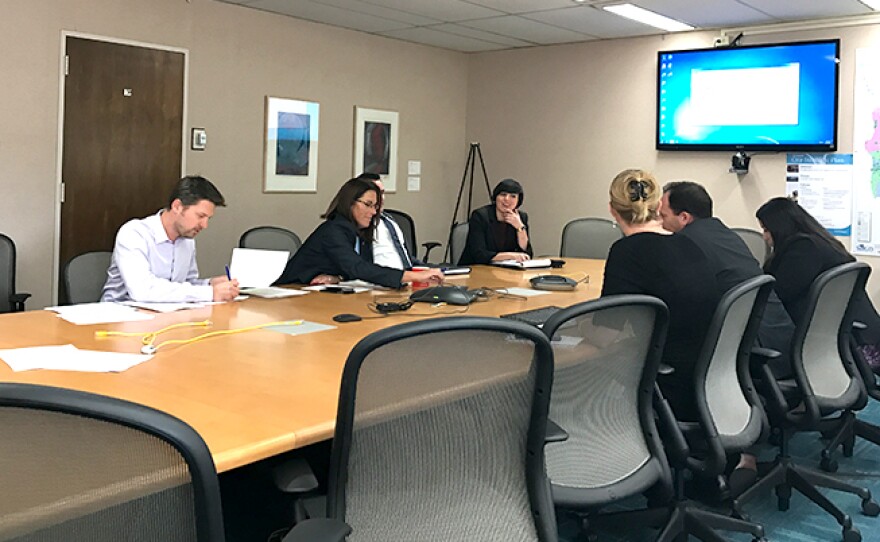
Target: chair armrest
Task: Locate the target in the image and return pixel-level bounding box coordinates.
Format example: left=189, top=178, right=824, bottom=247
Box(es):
left=273, top=457, right=319, bottom=493
left=282, top=518, right=351, bottom=542
left=545, top=419, right=569, bottom=443
left=653, top=384, right=689, bottom=466
left=10, top=292, right=30, bottom=312
left=421, top=241, right=441, bottom=264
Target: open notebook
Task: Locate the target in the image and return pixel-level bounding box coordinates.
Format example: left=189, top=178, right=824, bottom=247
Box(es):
left=492, top=258, right=552, bottom=269
left=229, top=248, right=306, bottom=298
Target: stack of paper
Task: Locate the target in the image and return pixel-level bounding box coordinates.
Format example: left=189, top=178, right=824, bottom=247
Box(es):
left=0, top=344, right=152, bottom=373
left=45, top=303, right=155, bottom=325
left=492, top=258, right=553, bottom=269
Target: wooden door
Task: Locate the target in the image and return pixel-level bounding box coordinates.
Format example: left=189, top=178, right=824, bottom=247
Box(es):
left=60, top=37, right=184, bottom=295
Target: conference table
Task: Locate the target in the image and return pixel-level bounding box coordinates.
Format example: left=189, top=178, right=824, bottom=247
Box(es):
left=0, top=259, right=605, bottom=473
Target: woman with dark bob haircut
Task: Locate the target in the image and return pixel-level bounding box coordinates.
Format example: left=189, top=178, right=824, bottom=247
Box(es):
left=458, top=178, right=534, bottom=265
left=757, top=197, right=880, bottom=371
left=276, top=177, right=443, bottom=288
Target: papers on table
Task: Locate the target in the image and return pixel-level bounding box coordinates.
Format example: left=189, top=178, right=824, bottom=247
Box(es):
left=302, top=284, right=372, bottom=293
left=45, top=303, right=155, bottom=325
left=240, top=286, right=308, bottom=299
left=492, top=258, right=553, bottom=269
left=496, top=287, right=552, bottom=297
left=0, top=344, right=152, bottom=373
left=122, top=301, right=208, bottom=312
left=229, top=247, right=289, bottom=288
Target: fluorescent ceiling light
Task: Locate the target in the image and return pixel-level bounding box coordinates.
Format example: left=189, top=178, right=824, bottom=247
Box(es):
left=860, top=0, right=880, bottom=10
left=603, top=3, right=694, bottom=32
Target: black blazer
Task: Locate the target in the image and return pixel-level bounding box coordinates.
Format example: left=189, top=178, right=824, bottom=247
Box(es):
left=275, top=215, right=404, bottom=288
left=458, top=204, right=533, bottom=265
left=765, top=233, right=880, bottom=344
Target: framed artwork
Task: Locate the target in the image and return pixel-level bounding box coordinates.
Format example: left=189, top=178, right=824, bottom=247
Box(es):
left=353, top=107, right=399, bottom=192
left=263, top=96, right=320, bottom=192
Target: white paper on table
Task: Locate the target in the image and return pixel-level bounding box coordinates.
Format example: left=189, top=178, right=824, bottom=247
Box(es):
left=496, top=287, right=552, bottom=297
left=229, top=248, right=290, bottom=288
left=0, top=344, right=152, bottom=373
left=122, top=301, right=207, bottom=312
left=45, top=303, right=155, bottom=325
left=238, top=287, right=308, bottom=298
left=492, top=258, right=553, bottom=269
left=340, top=279, right=393, bottom=291
left=301, top=284, right=371, bottom=293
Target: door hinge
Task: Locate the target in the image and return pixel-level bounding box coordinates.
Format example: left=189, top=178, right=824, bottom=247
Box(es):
left=64, top=55, right=69, bottom=76
left=60, top=182, right=65, bottom=203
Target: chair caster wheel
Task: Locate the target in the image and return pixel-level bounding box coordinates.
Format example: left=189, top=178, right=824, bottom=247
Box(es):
left=862, top=499, right=880, bottom=517
left=820, top=456, right=838, bottom=473
left=843, top=526, right=861, bottom=542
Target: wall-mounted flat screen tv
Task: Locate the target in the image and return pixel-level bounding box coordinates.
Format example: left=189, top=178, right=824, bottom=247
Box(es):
left=656, top=39, right=839, bottom=151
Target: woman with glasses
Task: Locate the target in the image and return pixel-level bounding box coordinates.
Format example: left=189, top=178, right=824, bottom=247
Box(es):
left=458, top=178, right=534, bottom=265
left=276, top=177, right=444, bottom=288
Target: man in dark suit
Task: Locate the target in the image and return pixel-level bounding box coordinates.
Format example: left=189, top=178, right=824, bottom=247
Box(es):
left=659, top=180, right=795, bottom=496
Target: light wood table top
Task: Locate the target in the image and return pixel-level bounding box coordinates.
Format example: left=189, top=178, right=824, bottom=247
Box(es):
left=0, top=259, right=604, bottom=472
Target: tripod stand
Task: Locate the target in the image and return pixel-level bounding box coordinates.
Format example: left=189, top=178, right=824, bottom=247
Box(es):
left=445, top=142, right=492, bottom=263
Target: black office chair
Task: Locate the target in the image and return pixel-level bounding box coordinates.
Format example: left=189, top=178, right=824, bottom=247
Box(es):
left=284, top=316, right=557, bottom=541
left=0, top=233, right=31, bottom=312
left=239, top=226, right=302, bottom=260
left=0, top=383, right=225, bottom=541
left=383, top=209, right=441, bottom=263
left=63, top=251, right=112, bottom=304
left=540, top=295, right=677, bottom=539
left=448, top=222, right=469, bottom=265
left=559, top=217, right=622, bottom=259
left=735, top=262, right=880, bottom=542
left=731, top=228, right=769, bottom=265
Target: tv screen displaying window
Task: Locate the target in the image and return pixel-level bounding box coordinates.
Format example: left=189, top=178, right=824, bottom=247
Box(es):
left=656, top=39, right=839, bottom=151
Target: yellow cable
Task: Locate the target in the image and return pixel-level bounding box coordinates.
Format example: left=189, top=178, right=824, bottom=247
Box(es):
left=95, top=320, right=212, bottom=344
left=146, top=320, right=302, bottom=353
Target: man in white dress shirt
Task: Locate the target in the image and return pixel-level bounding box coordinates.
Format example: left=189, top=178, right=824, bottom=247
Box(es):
left=101, top=176, right=240, bottom=303
left=362, top=174, right=415, bottom=270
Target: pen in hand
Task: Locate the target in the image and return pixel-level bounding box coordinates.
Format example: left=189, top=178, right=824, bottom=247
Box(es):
left=225, top=265, right=232, bottom=281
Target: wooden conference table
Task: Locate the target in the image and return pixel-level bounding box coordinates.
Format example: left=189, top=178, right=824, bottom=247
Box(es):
left=0, top=259, right=604, bottom=473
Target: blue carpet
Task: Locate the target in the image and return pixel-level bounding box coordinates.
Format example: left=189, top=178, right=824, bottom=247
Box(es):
left=559, top=399, right=880, bottom=542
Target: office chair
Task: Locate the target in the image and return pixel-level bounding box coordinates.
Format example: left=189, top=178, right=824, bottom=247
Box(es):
left=63, top=251, right=112, bottom=304
left=383, top=209, right=441, bottom=263
left=0, top=233, right=30, bottom=312
left=284, top=316, right=557, bottom=541
left=731, top=228, right=769, bottom=265
left=735, top=262, right=880, bottom=542
left=559, top=217, right=622, bottom=259
left=0, top=382, right=225, bottom=541
left=540, top=295, right=680, bottom=539
left=448, top=222, right=469, bottom=265
left=239, top=226, right=302, bottom=259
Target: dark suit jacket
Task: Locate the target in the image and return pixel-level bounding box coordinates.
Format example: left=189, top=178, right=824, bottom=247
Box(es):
left=765, top=233, right=880, bottom=345
left=275, top=215, right=404, bottom=288
left=458, top=204, right=533, bottom=265
left=680, top=218, right=795, bottom=376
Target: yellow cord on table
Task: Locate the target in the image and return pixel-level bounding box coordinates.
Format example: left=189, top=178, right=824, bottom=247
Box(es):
left=95, top=319, right=303, bottom=354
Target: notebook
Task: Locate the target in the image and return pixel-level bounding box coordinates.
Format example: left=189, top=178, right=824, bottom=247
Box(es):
left=239, top=286, right=307, bottom=298
left=492, top=258, right=552, bottom=269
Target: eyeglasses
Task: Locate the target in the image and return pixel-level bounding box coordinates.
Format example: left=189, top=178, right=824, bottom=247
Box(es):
left=355, top=199, right=378, bottom=209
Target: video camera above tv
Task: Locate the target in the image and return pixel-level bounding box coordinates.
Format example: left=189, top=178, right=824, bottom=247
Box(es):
left=656, top=39, right=840, bottom=152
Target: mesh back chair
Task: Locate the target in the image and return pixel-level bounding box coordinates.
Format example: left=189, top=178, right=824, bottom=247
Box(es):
left=819, top=322, right=880, bottom=470
left=63, top=251, right=112, bottom=304
left=285, top=317, right=557, bottom=542
left=0, top=383, right=225, bottom=542
left=731, top=228, right=769, bottom=264
left=239, top=226, right=302, bottom=260
left=449, top=222, right=469, bottom=265
left=540, top=295, right=676, bottom=539
left=0, top=233, right=30, bottom=313
left=559, top=218, right=622, bottom=259
left=735, top=262, right=880, bottom=542
left=383, top=209, right=441, bottom=263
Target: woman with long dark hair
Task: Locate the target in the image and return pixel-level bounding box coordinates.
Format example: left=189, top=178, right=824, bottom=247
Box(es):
left=276, top=177, right=443, bottom=288
left=756, top=197, right=880, bottom=369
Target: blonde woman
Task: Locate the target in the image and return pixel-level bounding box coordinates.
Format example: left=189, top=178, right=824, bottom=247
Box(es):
left=602, top=169, right=720, bottom=422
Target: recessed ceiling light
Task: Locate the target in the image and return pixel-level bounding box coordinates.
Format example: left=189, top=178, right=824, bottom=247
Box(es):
left=859, top=0, right=880, bottom=10
left=603, top=3, right=694, bottom=32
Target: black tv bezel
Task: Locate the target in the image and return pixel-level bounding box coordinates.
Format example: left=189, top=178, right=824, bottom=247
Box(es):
left=655, top=38, right=840, bottom=152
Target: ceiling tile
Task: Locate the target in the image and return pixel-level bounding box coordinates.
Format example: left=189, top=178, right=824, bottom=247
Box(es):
left=524, top=5, right=657, bottom=39
left=248, top=0, right=414, bottom=32
left=626, top=0, right=777, bottom=27
left=461, top=15, right=593, bottom=44
left=737, top=0, right=872, bottom=21
left=357, top=0, right=504, bottom=21
left=311, top=0, right=441, bottom=25
left=428, top=23, right=535, bottom=47
left=378, top=26, right=511, bottom=52
left=463, top=0, right=581, bottom=15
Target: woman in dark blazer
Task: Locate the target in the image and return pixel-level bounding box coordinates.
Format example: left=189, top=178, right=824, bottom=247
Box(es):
left=757, top=197, right=880, bottom=370
left=458, top=178, right=534, bottom=265
left=275, top=177, right=443, bottom=288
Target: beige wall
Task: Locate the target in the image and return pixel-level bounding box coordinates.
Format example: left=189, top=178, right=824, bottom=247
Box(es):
left=0, top=0, right=468, bottom=307
left=467, top=24, right=880, bottom=297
